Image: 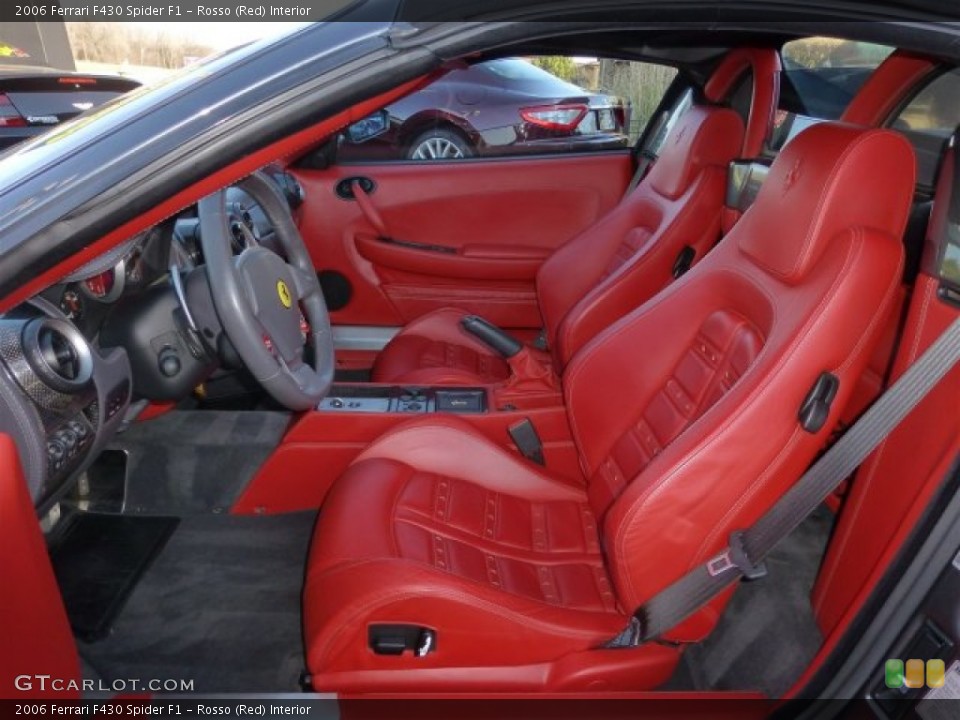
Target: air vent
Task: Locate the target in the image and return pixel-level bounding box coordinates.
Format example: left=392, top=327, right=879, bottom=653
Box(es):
left=21, top=317, right=94, bottom=394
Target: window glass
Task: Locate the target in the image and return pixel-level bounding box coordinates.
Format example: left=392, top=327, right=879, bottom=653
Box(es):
left=335, top=56, right=676, bottom=162
left=773, top=37, right=894, bottom=150
left=646, top=88, right=694, bottom=158
left=891, top=69, right=960, bottom=188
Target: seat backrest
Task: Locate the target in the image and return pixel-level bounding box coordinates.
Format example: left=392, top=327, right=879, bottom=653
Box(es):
left=562, top=123, right=915, bottom=641
left=537, top=48, right=782, bottom=371
left=705, top=47, right=782, bottom=158
left=537, top=104, right=745, bottom=368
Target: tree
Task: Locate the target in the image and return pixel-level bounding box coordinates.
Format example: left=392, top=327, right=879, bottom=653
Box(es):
left=65, top=22, right=214, bottom=69
left=530, top=56, right=579, bottom=83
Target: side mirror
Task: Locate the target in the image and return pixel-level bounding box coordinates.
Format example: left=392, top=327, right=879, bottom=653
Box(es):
left=346, top=110, right=390, bottom=143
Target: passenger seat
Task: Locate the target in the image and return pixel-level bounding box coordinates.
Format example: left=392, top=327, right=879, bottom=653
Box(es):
left=372, top=50, right=780, bottom=387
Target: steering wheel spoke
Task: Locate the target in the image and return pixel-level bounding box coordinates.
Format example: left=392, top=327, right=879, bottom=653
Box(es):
left=289, top=264, right=321, bottom=301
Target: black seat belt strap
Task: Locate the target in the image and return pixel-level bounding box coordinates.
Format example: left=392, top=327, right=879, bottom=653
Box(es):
left=626, top=150, right=657, bottom=196
left=624, top=109, right=669, bottom=197
left=606, top=314, right=960, bottom=648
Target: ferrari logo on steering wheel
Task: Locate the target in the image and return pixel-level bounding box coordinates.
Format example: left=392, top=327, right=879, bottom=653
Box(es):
left=277, top=280, right=292, bottom=308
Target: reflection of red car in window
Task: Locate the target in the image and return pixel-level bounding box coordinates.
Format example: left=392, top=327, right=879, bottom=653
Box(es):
left=339, top=57, right=631, bottom=160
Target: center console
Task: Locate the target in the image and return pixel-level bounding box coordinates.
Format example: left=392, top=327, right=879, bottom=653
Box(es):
left=318, top=385, right=487, bottom=414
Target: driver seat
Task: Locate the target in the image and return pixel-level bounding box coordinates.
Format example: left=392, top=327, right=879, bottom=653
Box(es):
left=303, top=123, right=914, bottom=692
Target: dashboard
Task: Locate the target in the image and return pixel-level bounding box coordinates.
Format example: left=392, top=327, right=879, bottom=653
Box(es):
left=0, top=170, right=305, bottom=511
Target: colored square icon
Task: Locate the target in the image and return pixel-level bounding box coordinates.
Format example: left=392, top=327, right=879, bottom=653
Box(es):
left=885, top=659, right=904, bottom=688
left=905, top=659, right=925, bottom=688
left=927, top=659, right=946, bottom=688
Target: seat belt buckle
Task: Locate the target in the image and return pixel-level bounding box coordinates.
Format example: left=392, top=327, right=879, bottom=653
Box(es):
left=508, top=418, right=545, bottom=466
left=603, top=615, right=644, bottom=648
left=707, top=531, right=767, bottom=581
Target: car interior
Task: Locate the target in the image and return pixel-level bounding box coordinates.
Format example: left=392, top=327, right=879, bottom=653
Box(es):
left=2, top=25, right=960, bottom=704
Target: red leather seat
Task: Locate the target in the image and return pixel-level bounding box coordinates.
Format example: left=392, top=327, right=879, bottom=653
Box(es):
left=372, top=106, right=744, bottom=385
left=371, top=50, right=783, bottom=386
left=304, top=123, right=914, bottom=692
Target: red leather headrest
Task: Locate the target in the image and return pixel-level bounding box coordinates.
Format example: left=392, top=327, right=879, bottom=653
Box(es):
left=705, top=48, right=782, bottom=157
left=648, top=105, right=745, bottom=200
left=737, top=123, right=915, bottom=285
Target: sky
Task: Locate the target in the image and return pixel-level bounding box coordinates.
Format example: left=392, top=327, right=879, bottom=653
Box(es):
left=127, top=22, right=308, bottom=51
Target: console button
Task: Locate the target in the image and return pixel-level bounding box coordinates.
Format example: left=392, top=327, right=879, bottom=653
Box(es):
left=60, top=429, right=78, bottom=452
left=68, top=420, right=88, bottom=439
left=47, top=440, right=65, bottom=469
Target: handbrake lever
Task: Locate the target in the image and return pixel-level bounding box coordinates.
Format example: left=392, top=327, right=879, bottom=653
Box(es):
left=460, top=315, right=523, bottom=358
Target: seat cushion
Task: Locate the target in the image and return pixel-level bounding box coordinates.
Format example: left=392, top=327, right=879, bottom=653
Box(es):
left=303, top=417, right=641, bottom=686
left=371, top=307, right=510, bottom=385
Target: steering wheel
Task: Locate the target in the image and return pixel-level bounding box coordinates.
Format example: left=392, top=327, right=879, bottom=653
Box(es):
left=198, top=172, right=333, bottom=410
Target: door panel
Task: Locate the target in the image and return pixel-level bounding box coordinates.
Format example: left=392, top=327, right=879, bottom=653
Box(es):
left=0, top=434, right=81, bottom=696
left=290, top=152, right=632, bottom=329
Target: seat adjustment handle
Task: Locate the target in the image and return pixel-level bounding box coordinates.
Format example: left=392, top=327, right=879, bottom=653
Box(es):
left=798, top=372, right=840, bottom=433
left=368, top=624, right=436, bottom=657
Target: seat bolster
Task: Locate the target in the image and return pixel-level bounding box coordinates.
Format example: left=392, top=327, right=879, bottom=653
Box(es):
left=371, top=307, right=509, bottom=384
left=303, top=558, right=627, bottom=676
left=352, top=415, right=586, bottom=500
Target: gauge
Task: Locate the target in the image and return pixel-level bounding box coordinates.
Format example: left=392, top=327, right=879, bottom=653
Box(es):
left=83, top=268, right=115, bottom=299
left=79, top=259, right=125, bottom=302
left=59, top=289, right=84, bottom=322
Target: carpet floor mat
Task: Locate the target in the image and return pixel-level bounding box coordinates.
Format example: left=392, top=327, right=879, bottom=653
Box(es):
left=78, top=511, right=316, bottom=693
left=51, top=513, right=179, bottom=643
left=106, top=410, right=291, bottom=515
left=665, top=505, right=835, bottom=696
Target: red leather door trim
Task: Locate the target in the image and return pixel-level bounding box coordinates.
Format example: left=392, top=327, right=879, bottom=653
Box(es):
left=291, top=153, right=632, bottom=328
left=810, top=274, right=960, bottom=637
left=355, top=234, right=548, bottom=280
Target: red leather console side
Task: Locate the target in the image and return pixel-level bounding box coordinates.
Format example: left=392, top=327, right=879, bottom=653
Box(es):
left=0, top=434, right=80, bottom=698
